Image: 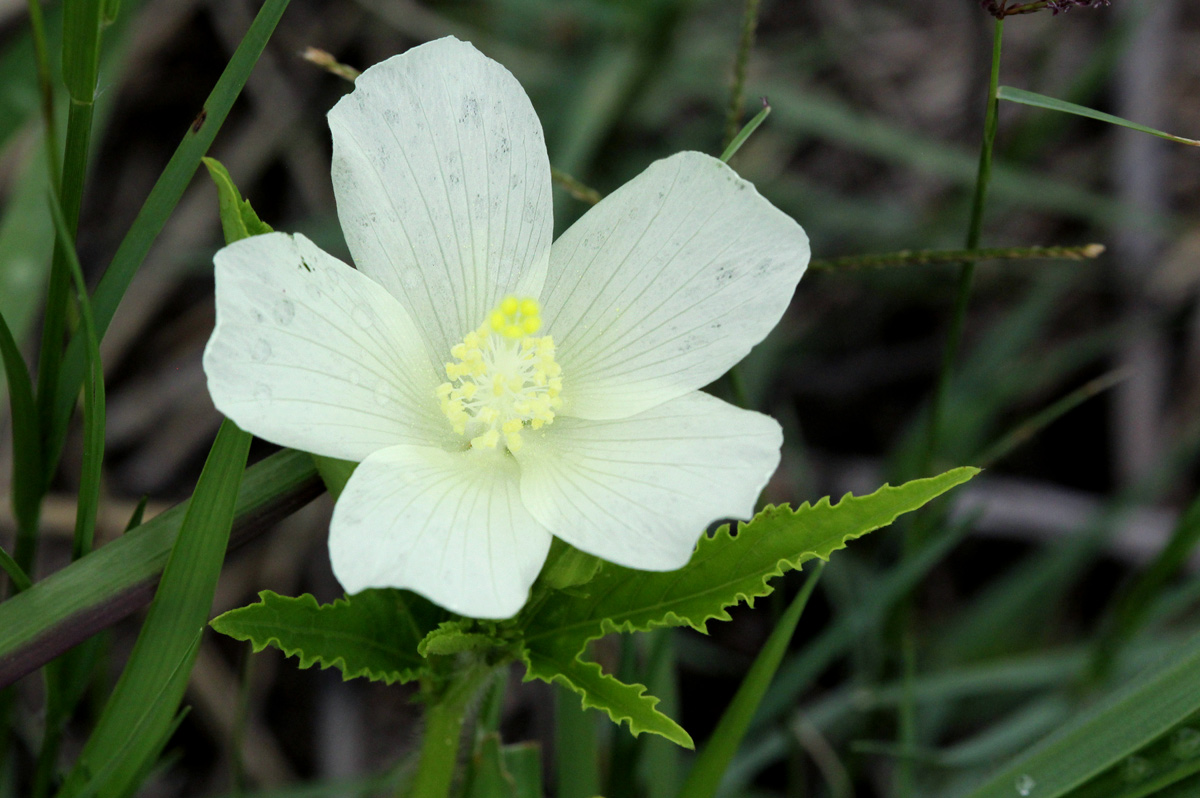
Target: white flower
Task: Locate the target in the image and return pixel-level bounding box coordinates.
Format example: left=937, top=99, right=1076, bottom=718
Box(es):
left=203, top=37, right=810, bottom=619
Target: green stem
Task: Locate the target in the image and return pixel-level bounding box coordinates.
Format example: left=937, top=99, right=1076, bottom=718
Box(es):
left=810, top=243, right=1103, bottom=271
left=407, top=664, right=494, bottom=798
left=898, top=18, right=1004, bottom=798
left=550, top=167, right=602, bottom=206
left=723, top=0, right=761, bottom=149
left=921, top=16, right=1004, bottom=478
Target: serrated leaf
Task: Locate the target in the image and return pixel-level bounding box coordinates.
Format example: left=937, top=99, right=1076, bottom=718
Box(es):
left=419, top=621, right=505, bottom=658
left=524, top=468, right=978, bottom=652
left=518, top=468, right=976, bottom=749
left=211, top=589, right=443, bottom=685
left=522, top=643, right=693, bottom=749
left=201, top=156, right=273, bottom=244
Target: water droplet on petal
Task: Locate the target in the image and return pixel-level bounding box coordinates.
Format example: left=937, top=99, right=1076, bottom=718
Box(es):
left=352, top=306, right=374, bottom=329
left=374, top=380, right=392, bottom=407
left=253, top=383, right=272, bottom=401
left=305, top=282, right=323, bottom=301
left=249, top=338, right=272, bottom=362
left=348, top=370, right=362, bottom=387
left=1015, top=775, right=1036, bottom=796
left=1173, top=727, right=1200, bottom=759
left=273, top=298, right=295, bottom=325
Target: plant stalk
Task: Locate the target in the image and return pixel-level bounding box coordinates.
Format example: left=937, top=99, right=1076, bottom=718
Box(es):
left=922, top=17, right=1005, bottom=477
left=899, top=18, right=1005, bottom=798
left=406, top=663, right=494, bottom=798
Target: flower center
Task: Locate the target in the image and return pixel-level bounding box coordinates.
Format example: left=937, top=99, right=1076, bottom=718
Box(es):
left=437, top=295, right=563, bottom=452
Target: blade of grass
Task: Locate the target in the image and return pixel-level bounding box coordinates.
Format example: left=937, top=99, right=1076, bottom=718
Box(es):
left=45, top=0, right=291, bottom=489
left=680, top=562, right=825, bottom=798
left=0, top=308, right=42, bottom=571
left=0, top=547, right=31, bottom=594
left=56, top=419, right=252, bottom=798
left=33, top=192, right=108, bottom=798
left=1087, top=495, right=1200, bottom=685
left=958, top=627, right=1200, bottom=798
left=555, top=685, right=601, bottom=798
left=46, top=191, right=104, bottom=561
left=36, top=0, right=106, bottom=491
left=975, top=370, right=1128, bottom=467
left=998, top=86, right=1199, bottom=147
left=0, top=448, right=321, bottom=689
left=640, top=630, right=682, bottom=798
left=751, top=515, right=976, bottom=731
left=719, top=101, right=770, bottom=163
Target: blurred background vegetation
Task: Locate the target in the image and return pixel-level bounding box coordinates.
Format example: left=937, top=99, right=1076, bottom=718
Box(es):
left=1, top=0, right=1199, bottom=796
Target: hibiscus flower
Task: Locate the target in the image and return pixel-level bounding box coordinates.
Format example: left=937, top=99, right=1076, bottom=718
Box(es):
left=203, top=37, right=810, bottom=619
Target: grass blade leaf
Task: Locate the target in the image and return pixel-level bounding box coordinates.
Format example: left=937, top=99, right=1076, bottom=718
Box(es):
left=998, top=86, right=1199, bottom=147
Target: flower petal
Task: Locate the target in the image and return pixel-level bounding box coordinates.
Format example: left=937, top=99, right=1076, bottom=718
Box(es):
left=329, top=445, right=553, bottom=619
left=541, top=151, right=809, bottom=420
left=328, top=36, right=553, bottom=364
left=515, top=391, right=782, bottom=570
left=204, top=232, right=449, bottom=461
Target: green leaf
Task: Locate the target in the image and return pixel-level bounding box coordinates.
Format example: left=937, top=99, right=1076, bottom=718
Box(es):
left=311, top=454, right=357, bottom=500
left=211, top=589, right=443, bottom=685
left=522, top=644, right=693, bottom=749
left=537, top=538, right=602, bottom=592
left=0, top=449, right=318, bottom=688
left=998, top=86, right=1199, bottom=148
left=519, top=468, right=977, bottom=749
left=201, top=156, right=273, bottom=242
left=57, top=419, right=251, bottom=798
left=418, top=621, right=504, bottom=658
left=960, top=627, right=1200, bottom=798
left=525, top=468, right=978, bottom=648
left=679, top=562, right=825, bottom=798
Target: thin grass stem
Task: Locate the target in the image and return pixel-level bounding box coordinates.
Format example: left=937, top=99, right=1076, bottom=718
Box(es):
left=810, top=243, right=1104, bottom=271
left=723, top=0, right=761, bottom=149
left=923, top=17, right=1006, bottom=477
left=551, top=167, right=602, bottom=205
left=899, top=18, right=1006, bottom=797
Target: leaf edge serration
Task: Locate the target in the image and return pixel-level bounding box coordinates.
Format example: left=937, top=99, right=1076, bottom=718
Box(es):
left=519, top=644, right=694, bottom=749
left=209, top=590, right=425, bottom=687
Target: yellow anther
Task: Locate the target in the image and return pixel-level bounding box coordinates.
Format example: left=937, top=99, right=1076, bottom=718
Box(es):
left=439, top=295, right=562, bottom=453
left=472, top=429, right=500, bottom=449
